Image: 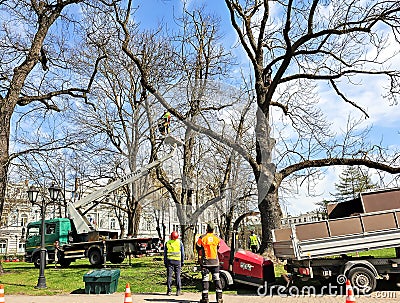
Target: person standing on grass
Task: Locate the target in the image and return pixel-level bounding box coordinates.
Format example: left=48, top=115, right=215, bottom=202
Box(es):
left=54, top=240, right=60, bottom=268
left=249, top=230, right=260, bottom=253
left=164, top=231, right=184, bottom=296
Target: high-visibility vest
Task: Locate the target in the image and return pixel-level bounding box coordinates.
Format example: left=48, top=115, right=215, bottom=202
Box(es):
left=163, top=112, right=171, bottom=122
left=197, top=233, right=220, bottom=266
left=250, top=235, right=259, bottom=246
left=166, top=239, right=181, bottom=261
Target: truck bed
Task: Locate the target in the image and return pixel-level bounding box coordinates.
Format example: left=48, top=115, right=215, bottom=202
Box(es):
left=272, top=208, right=400, bottom=260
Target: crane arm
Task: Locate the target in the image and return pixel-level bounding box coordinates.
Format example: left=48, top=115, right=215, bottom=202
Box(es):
left=67, top=136, right=182, bottom=235
left=74, top=143, right=177, bottom=209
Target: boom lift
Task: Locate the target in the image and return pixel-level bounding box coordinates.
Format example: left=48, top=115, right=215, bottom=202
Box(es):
left=25, top=135, right=182, bottom=267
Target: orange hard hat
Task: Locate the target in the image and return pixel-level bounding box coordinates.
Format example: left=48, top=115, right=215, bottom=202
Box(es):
left=170, top=231, right=179, bottom=240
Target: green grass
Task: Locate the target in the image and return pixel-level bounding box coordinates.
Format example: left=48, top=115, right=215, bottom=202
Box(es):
left=0, top=256, right=285, bottom=296
left=348, top=247, right=396, bottom=258
left=1, top=248, right=393, bottom=296
left=0, top=257, right=203, bottom=296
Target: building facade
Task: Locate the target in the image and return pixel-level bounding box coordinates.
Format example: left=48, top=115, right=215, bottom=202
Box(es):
left=280, top=209, right=326, bottom=228
left=0, top=181, right=219, bottom=256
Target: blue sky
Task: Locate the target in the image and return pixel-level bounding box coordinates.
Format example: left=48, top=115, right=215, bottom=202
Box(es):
left=133, top=1, right=400, bottom=214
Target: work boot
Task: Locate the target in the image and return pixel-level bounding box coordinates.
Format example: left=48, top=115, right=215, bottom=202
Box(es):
left=216, top=291, right=223, bottom=303
left=199, top=300, right=209, bottom=303
left=166, top=291, right=172, bottom=296
left=176, top=290, right=182, bottom=296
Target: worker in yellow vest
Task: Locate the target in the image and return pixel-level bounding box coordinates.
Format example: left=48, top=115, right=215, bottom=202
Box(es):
left=196, top=222, right=223, bottom=303
left=249, top=230, right=260, bottom=253
left=164, top=231, right=184, bottom=296
left=158, top=111, right=171, bottom=135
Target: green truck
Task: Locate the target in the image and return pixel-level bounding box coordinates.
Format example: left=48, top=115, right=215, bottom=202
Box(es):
left=24, top=217, right=160, bottom=267
left=24, top=136, right=181, bottom=268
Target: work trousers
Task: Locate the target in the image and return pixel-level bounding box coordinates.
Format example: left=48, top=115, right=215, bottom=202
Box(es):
left=250, top=245, right=258, bottom=253
left=166, top=260, right=181, bottom=292
left=201, top=266, right=223, bottom=301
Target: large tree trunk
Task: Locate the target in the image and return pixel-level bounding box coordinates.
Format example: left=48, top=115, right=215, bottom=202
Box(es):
left=0, top=104, right=12, bottom=222
left=258, top=190, right=282, bottom=253
left=0, top=105, right=11, bottom=275
left=132, top=202, right=142, bottom=237
left=182, top=225, right=195, bottom=260
left=254, top=107, right=282, bottom=253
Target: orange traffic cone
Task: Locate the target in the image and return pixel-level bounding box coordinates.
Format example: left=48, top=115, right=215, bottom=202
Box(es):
left=124, top=283, right=132, bottom=303
left=345, top=279, right=356, bottom=303
left=0, top=284, right=4, bottom=303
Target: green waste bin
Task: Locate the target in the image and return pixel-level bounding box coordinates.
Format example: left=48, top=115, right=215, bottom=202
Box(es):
left=83, top=269, right=120, bottom=294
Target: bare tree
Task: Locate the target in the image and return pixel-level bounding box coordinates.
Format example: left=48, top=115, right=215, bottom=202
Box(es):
left=120, top=0, right=400, bottom=254
left=0, top=1, right=106, bottom=223
left=114, top=2, right=245, bottom=256
left=222, top=0, right=400, bottom=251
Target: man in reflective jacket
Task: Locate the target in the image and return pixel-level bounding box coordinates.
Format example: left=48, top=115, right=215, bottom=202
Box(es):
left=196, top=222, right=223, bottom=303
left=249, top=230, right=260, bottom=253
left=164, top=231, right=184, bottom=296
left=158, top=111, right=171, bottom=135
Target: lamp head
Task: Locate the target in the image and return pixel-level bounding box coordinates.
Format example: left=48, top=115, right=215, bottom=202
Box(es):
left=48, top=182, right=61, bottom=201
left=27, top=186, right=39, bottom=205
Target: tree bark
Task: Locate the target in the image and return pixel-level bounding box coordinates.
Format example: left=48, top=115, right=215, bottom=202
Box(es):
left=0, top=104, right=11, bottom=221
left=258, top=190, right=282, bottom=252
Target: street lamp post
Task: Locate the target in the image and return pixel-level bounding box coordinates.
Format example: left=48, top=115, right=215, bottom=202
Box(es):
left=27, top=183, right=61, bottom=289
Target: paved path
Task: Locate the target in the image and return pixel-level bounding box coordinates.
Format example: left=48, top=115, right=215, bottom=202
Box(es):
left=5, top=291, right=400, bottom=303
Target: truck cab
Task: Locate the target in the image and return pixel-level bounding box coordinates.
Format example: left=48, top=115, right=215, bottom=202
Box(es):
left=25, top=218, right=71, bottom=268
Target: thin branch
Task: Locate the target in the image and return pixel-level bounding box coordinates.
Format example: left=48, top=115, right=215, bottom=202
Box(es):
left=330, top=79, right=370, bottom=118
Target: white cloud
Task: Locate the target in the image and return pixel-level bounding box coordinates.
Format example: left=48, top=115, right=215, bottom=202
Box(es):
left=282, top=166, right=344, bottom=215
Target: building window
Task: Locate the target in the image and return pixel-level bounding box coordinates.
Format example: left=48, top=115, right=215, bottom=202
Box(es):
left=18, top=242, right=25, bottom=254
left=21, top=214, right=28, bottom=227
left=172, top=210, right=178, bottom=222
left=0, top=239, right=7, bottom=254
left=172, top=224, right=180, bottom=234
left=110, top=218, right=116, bottom=230
left=146, top=220, right=151, bottom=231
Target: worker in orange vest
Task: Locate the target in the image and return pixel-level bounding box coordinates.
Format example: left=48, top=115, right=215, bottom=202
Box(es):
left=196, top=222, right=223, bottom=303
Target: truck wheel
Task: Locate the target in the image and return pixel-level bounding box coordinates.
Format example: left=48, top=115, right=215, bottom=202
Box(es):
left=32, top=253, right=41, bottom=269
left=348, top=267, right=376, bottom=294
left=108, top=253, right=125, bottom=264
left=219, top=273, right=229, bottom=290
left=89, top=249, right=103, bottom=266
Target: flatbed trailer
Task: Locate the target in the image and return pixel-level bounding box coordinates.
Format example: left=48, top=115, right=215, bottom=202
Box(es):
left=24, top=218, right=161, bottom=267
left=60, top=236, right=160, bottom=265
left=272, top=188, right=400, bottom=293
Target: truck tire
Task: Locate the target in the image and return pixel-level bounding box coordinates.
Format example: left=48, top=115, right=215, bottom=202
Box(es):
left=108, top=252, right=125, bottom=264
left=32, top=253, right=41, bottom=269
left=219, top=272, right=229, bottom=290
left=348, top=267, right=376, bottom=294
left=88, top=249, right=103, bottom=266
